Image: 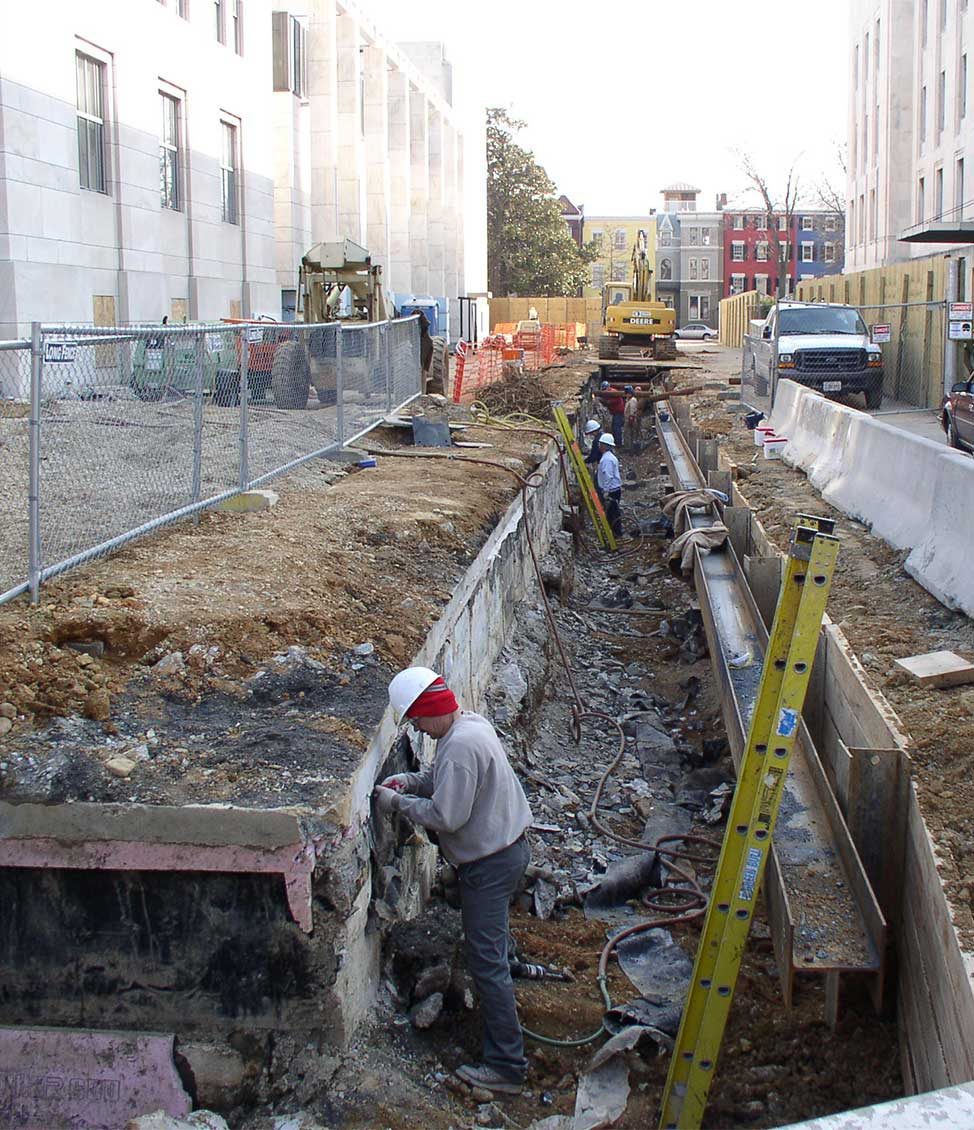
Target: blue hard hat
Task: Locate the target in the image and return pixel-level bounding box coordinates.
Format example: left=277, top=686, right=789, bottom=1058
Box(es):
left=624, top=385, right=634, bottom=392
left=600, top=380, right=609, bottom=389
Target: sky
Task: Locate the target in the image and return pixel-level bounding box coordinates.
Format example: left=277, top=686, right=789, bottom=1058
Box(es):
left=359, top=0, right=850, bottom=218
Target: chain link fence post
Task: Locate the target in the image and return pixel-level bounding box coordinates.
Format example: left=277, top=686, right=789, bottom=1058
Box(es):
left=335, top=322, right=344, bottom=448
left=384, top=321, right=393, bottom=414
left=239, top=325, right=250, bottom=489
left=192, top=330, right=204, bottom=522
left=28, top=322, right=42, bottom=604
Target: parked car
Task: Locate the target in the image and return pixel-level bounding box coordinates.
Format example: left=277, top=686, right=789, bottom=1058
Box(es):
left=942, top=378, right=974, bottom=451
left=743, top=301, right=884, bottom=408
left=675, top=322, right=717, bottom=340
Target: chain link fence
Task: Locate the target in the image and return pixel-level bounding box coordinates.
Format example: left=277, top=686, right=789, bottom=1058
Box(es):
left=0, top=317, right=421, bottom=604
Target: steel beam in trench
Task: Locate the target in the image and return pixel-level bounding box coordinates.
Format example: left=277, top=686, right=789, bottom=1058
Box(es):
left=654, top=406, right=886, bottom=1015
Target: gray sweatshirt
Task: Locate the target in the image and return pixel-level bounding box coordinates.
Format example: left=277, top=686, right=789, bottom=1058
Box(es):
left=392, top=712, right=532, bottom=865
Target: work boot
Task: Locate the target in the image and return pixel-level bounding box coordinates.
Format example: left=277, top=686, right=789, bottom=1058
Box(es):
left=455, top=1063, right=523, bottom=1095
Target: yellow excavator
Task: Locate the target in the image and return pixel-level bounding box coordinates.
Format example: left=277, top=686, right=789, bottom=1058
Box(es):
left=598, top=228, right=677, bottom=360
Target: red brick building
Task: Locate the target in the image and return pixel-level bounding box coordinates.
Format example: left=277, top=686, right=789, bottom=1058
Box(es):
left=722, top=211, right=798, bottom=298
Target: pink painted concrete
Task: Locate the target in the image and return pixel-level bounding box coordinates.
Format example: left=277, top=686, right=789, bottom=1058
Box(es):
left=0, top=838, right=316, bottom=932
left=0, top=1026, right=191, bottom=1129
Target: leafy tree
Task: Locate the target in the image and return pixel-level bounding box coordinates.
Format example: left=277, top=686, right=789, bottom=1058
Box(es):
left=487, top=108, right=596, bottom=296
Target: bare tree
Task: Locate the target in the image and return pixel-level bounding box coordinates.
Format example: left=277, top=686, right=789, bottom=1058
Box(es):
left=739, top=152, right=804, bottom=300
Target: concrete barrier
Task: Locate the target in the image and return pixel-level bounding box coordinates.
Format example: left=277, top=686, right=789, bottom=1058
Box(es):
left=906, top=449, right=974, bottom=617
left=768, top=380, right=974, bottom=615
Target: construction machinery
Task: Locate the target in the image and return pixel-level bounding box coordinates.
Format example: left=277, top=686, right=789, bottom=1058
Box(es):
left=270, top=238, right=389, bottom=409
left=599, top=229, right=677, bottom=361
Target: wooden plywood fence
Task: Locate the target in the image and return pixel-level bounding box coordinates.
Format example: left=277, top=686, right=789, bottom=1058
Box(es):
left=712, top=438, right=974, bottom=1093
left=490, top=297, right=603, bottom=344
left=718, top=290, right=761, bottom=348
left=795, top=256, right=947, bottom=409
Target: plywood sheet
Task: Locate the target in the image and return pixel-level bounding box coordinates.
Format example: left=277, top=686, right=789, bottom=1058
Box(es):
left=895, top=649, right=974, bottom=688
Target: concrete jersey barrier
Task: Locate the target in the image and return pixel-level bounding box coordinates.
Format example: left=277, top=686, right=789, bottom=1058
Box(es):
left=768, top=381, right=974, bottom=617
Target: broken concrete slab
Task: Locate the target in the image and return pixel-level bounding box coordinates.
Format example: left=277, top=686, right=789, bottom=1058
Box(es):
left=572, top=1054, right=630, bottom=1130
left=0, top=1026, right=191, bottom=1130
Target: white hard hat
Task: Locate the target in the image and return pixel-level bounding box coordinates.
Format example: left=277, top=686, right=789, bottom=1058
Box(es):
left=599, top=433, right=616, bottom=447
left=584, top=419, right=601, bottom=435
left=388, top=666, right=440, bottom=724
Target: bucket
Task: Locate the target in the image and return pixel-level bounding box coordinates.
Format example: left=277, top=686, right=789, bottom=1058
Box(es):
left=763, top=437, right=788, bottom=460
left=754, top=425, right=775, bottom=447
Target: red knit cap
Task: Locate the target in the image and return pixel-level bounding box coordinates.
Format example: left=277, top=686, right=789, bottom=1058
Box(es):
left=406, top=677, right=459, bottom=718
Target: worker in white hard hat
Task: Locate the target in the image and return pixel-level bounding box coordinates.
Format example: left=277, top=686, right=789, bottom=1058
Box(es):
left=596, top=433, right=623, bottom=536
left=583, top=418, right=603, bottom=466
left=376, top=667, right=533, bottom=1096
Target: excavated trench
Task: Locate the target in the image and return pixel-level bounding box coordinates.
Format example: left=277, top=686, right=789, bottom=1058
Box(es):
left=317, top=410, right=902, bottom=1130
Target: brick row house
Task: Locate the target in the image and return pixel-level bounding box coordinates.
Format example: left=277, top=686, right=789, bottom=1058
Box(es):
left=723, top=210, right=846, bottom=298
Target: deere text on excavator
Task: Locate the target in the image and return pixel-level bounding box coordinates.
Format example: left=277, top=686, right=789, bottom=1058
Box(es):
left=598, top=228, right=677, bottom=361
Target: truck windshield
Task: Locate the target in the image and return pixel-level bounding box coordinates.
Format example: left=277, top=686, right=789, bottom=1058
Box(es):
left=778, top=307, right=866, bottom=335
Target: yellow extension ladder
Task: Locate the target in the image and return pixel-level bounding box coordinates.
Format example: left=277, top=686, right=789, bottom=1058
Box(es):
left=659, top=517, right=840, bottom=1129
left=552, top=406, right=616, bottom=551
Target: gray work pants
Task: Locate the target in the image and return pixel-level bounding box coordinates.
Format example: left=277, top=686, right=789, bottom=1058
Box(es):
left=457, top=835, right=531, bottom=1081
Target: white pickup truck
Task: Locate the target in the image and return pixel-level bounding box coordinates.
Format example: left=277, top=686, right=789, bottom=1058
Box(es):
left=743, top=300, right=885, bottom=409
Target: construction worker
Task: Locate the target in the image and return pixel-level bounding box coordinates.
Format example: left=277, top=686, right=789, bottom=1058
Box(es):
left=374, top=668, right=533, bottom=1096
left=596, top=432, right=623, bottom=537
left=597, top=381, right=626, bottom=448
left=623, top=385, right=641, bottom=452
left=583, top=418, right=603, bottom=466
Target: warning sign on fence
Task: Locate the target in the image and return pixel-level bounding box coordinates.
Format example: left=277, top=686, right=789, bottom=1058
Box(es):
left=948, top=320, right=974, bottom=340
left=871, top=324, right=891, bottom=343
left=949, top=301, right=974, bottom=319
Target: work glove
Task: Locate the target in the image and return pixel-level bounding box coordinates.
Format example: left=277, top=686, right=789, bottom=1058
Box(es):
left=373, top=785, right=401, bottom=816
left=380, top=774, right=408, bottom=792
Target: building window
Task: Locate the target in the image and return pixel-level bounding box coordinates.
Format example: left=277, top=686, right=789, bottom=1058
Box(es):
left=801, top=215, right=813, bottom=231
left=922, top=0, right=928, bottom=46
left=659, top=258, right=672, bottom=281
left=917, top=176, right=925, bottom=224
left=687, top=226, right=699, bottom=244
left=688, top=257, right=698, bottom=280
left=177, top=0, right=187, bottom=15
left=591, top=229, right=603, bottom=248
left=160, top=92, right=180, bottom=210
left=849, top=199, right=856, bottom=244
left=825, top=242, right=836, bottom=263
left=756, top=215, right=767, bottom=231
left=702, top=228, right=712, bottom=246
left=730, top=273, right=746, bottom=294
left=801, top=242, right=814, bottom=263
left=875, top=19, right=881, bottom=73
left=215, top=0, right=225, bottom=43
left=688, top=295, right=711, bottom=322
left=962, top=54, right=968, bottom=120
left=700, top=258, right=710, bottom=280
left=613, top=228, right=627, bottom=250
left=939, top=70, right=946, bottom=135
left=755, top=274, right=769, bottom=296
left=859, top=193, right=865, bottom=241
left=778, top=215, right=788, bottom=231
left=920, top=84, right=927, bottom=144
left=657, top=230, right=670, bottom=247
left=733, top=215, right=744, bottom=230
left=958, top=158, right=965, bottom=220
left=731, top=241, right=745, bottom=262
left=854, top=44, right=859, bottom=88
left=76, top=53, right=107, bottom=193
left=591, top=264, right=605, bottom=289
left=825, top=215, right=837, bottom=232
left=756, top=241, right=769, bottom=261
left=869, top=188, right=876, bottom=239
left=942, top=0, right=947, bottom=28
left=935, top=166, right=944, bottom=218
left=273, top=12, right=308, bottom=96
left=233, top=0, right=243, bottom=53
left=779, top=241, right=790, bottom=263
left=864, top=32, right=870, bottom=80
left=220, top=120, right=238, bottom=224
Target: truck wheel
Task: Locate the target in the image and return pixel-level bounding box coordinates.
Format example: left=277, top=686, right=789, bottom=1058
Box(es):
left=598, top=335, right=620, bottom=360
left=947, top=411, right=962, bottom=448
left=427, top=336, right=448, bottom=395
left=271, top=341, right=310, bottom=409
left=864, top=384, right=884, bottom=410
left=213, top=369, right=240, bottom=407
